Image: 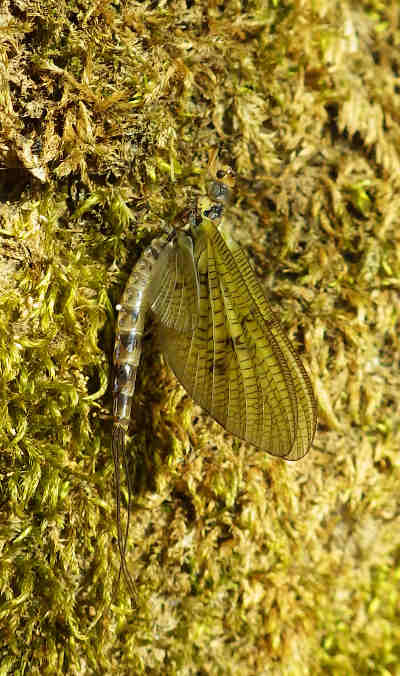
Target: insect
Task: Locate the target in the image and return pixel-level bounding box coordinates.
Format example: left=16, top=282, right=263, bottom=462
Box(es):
left=112, top=168, right=317, bottom=595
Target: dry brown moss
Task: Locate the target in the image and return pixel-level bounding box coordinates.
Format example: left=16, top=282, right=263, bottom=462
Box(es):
left=1, top=0, right=399, bottom=674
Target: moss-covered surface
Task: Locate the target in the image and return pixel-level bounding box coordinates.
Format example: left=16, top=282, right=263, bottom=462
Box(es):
left=1, top=0, right=399, bottom=674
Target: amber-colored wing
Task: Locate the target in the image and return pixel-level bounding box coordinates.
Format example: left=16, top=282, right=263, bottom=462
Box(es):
left=153, top=221, right=316, bottom=460
left=148, top=232, right=199, bottom=333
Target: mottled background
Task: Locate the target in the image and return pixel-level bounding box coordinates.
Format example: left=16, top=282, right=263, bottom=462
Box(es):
left=0, top=1, right=399, bottom=674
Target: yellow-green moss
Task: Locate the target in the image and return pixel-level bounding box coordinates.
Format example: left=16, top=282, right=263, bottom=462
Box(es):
left=1, top=0, right=400, bottom=674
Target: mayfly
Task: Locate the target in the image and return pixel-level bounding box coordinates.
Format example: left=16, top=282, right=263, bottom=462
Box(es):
left=112, top=169, right=317, bottom=595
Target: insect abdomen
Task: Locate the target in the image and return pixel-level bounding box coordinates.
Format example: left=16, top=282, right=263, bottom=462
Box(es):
left=113, top=235, right=172, bottom=429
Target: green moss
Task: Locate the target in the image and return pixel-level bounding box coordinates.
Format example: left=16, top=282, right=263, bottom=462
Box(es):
left=1, top=0, right=400, bottom=674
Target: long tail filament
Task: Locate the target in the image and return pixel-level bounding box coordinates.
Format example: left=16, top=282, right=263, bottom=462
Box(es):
left=112, top=423, right=136, bottom=601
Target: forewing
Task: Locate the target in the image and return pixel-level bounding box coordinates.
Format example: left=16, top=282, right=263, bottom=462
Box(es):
left=215, top=225, right=317, bottom=459
left=148, top=234, right=199, bottom=333
left=157, top=222, right=316, bottom=460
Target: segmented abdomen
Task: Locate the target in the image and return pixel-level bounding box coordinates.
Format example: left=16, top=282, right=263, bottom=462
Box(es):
left=113, top=232, right=172, bottom=429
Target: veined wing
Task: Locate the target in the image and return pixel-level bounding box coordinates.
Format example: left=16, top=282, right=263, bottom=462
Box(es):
left=155, top=220, right=316, bottom=460
left=148, top=232, right=199, bottom=333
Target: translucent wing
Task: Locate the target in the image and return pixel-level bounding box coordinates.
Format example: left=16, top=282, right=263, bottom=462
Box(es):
left=148, top=233, right=199, bottom=333
left=154, top=221, right=316, bottom=460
